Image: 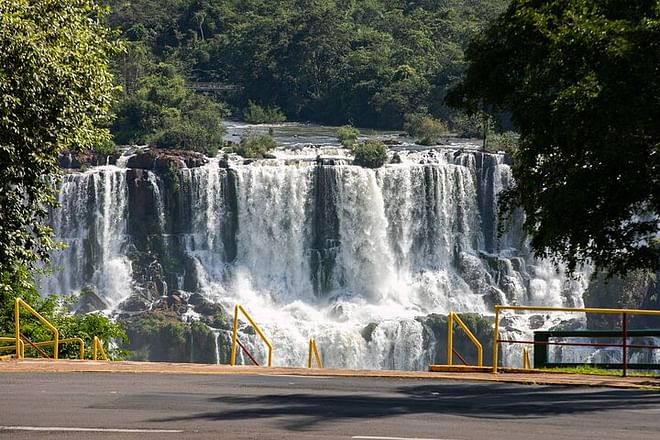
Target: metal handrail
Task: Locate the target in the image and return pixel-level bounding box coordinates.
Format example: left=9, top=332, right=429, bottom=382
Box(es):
left=14, top=298, right=59, bottom=359
left=230, top=304, right=273, bottom=367
left=92, top=336, right=109, bottom=361
left=0, top=337, right=25, bottom=358
left=447, top=312, right=483, bottom=367
left=492, top=305, right=660, bottom=375
left=307, top=339, right=323, bottom=368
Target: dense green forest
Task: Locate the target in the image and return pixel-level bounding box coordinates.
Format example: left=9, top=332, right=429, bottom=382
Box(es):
left=105, top=0, right=509, bottom=142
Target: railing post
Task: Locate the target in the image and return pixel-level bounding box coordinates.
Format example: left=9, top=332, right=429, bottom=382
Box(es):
left=230, top=305, right=239, bottom=366
left=14, top=298, right=21, bottom=359
left=622, top=312, right=628, bottom=377
left=492, top=306, right=500, bottom=373
left=447, top=313, right=454, bottom=366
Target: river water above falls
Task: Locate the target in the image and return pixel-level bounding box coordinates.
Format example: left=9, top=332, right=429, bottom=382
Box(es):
left=42, top=122, right=590, bottom=369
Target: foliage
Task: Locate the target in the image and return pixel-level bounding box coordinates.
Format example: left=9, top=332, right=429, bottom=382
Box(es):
left=112, top=64, right=227, bottom=156
left=232, top=134, right=277, bottom=159
left=243, top=101, right=286, bottom=124
left=583, top=270, right=657, bottom=330
left=352, top=141, right=388, bottom=169
left=105, top=0, right=510, bottom=129
left=447, top=0, right=660, bottom=275
left=0, top=269, right=128, bottom=360
left=451, top=112, right=494, bottom=139
left=54, top=311, right=128, bottom=360
left=93, top=139, right=118, bottom=156
left=404, top=113, right=448, bottom=145
left=337, top=125, right=360, bottom=148
left=488, top=131, right=519, bottom=154
left=0, top=0, right=119, bottom=287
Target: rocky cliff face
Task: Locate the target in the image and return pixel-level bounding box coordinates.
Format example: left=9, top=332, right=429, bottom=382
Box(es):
left=46, top=147, right=590, bottom=368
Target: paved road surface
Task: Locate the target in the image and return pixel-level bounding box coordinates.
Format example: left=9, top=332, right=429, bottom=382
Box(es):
left=1, top=372, right=659, bottom=439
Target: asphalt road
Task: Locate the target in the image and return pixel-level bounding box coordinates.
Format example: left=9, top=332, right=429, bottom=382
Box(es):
left=0, top=372, right=659, bottom=440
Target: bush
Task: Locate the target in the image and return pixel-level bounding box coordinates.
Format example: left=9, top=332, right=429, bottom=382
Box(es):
left=233, top=134, right=277, bottom=158
left=488, top=131, right=519, bottom=153
left=352, top=140, right=388, bottom=168
left=93, top=139, right=117, bottom=155
left=404, top=113, right=448, bottom=145
left=337, top=125, right=360, bottom=147
left=243, top=101, right=286, bottom=124
left=452, top=112, right=494, bottom=139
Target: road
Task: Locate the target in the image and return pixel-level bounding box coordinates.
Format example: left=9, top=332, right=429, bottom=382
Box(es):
left=0, top=372, right=659, bottom=439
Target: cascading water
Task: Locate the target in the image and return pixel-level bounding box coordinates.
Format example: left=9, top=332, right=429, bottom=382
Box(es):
left=44, top=167, right=132, bottom=307
left=44, top=143, right=592, bottom=369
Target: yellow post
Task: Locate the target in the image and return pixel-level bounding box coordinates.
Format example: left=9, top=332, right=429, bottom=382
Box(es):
left=447, top=312, right=454, bottom=366
left=308, top=339, right=323, bottom=368
left=92, top=336, right=109, bottom=361
left=14, top=299, right=20, bottom=359
left=230, top=305, right=239, bottom=366
left=523, top=347, right=530, bottom=369
left=492, top=306, right=500, bottom=373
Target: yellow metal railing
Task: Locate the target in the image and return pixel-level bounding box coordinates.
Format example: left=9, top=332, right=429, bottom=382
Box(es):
left=522, top=347, right=531, bottom=370
left=447, top=312, right=483, bottom=367
left=307, top=339, right=323, bottom=368
left=0, top=337, right=25, bottom=358
left=0, top=337, right=84, bottom=359
left=14, top=298, right=59, bottom=359
left=92, top=336, right=109, bottom=361
left=492, top=305, right=660, bottom=374
left=230, top=304, right=272, bottom=367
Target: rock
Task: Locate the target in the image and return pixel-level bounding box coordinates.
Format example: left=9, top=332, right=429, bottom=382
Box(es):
left=58, top=150, right=119, bottom=169
left=550, top=318, right=583, bottom=331
left=118, top=295, right=151, bottom=312
left=193, top=298, right=227, bottom=318
left=188, top=293, right=205, bottom=306
left=528, top=314, right=547, bottom=330
left=361, top=323, right=378, bottom=343
left=76, top=285, right=109, bottom=313
left=126, top=149, right=208, bottom=171
left=482, top=286, right=507, bottom=310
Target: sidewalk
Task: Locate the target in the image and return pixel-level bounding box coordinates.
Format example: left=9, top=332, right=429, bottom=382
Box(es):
left=1, top=359, right=658, bottom=390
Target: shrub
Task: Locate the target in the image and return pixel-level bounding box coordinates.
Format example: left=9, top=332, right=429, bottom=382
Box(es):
left=488, top=131, right=519, bottom=153
left=352, top=140, right=388, bottom=168
left=452, top=112, right=494, bottom=139
left=243, top=101, right=286, bottom=124
left=233, top=134, right=277, bottom=158
left=404, top=113, right=448, bottom=145
left=337, top=125, right=360, bottom=147
left=93, top=139, right=117, bottom=155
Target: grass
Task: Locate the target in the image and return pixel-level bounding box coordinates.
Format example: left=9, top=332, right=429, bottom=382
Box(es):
left=540, top=365, right=660, bottom=378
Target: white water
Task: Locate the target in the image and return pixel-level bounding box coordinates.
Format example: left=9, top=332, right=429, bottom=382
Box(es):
left=45, top=147, right=590, bottom=369
left=44, top=167, right=132, bottom=307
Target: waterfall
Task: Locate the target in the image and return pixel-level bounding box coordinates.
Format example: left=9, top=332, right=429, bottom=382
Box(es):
left=44, top=147, right=591, bottom=369
left=45, top=166, right=132, bottom=307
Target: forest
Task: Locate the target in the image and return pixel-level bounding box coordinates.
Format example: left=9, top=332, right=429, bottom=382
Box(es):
left=106, top=0, right=510, bottom=146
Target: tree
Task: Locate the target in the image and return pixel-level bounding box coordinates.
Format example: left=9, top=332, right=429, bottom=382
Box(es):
left=0, top=0, right=118, bottom=287
left=0, top=1, right=128, bottom=358
left=447, top=0, right=660, bottom=275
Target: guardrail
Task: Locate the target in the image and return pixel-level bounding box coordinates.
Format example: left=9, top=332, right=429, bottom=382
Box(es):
left=492, top=305, right=660, bottom=376
left=92, top=336, right=109, bottom=361
left=230, top=304, right=272, bottom=367
left=447, top=312, right=483, bottom=367
left=0, top=337, right=25, bottom=358
left=14, top=298, right=59, bottom=359
left=307, top=339, right=323, bottom=368
left=0, top=338, right=84, bottom=360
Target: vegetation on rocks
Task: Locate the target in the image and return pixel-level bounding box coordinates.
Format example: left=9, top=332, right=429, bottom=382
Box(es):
left=232, top=134, right=277, bottom=159
left=352, top=141, right=388, bottom=169
left=337, top=125, right=360, bottom=148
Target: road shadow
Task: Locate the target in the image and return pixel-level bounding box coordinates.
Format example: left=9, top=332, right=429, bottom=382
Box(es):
left=149, top=382, right=660, bottom=430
